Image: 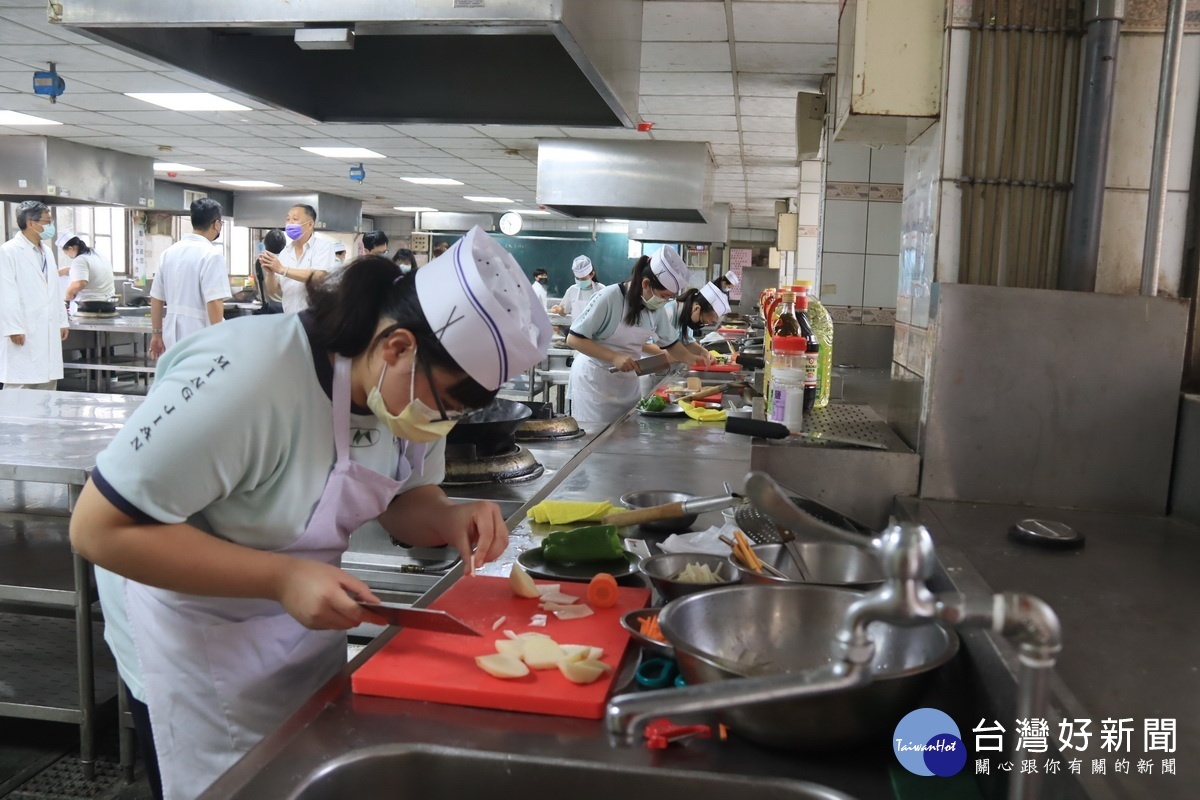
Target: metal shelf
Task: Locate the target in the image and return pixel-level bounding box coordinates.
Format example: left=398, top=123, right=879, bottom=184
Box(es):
left=0, top=612, right=118, bottom=723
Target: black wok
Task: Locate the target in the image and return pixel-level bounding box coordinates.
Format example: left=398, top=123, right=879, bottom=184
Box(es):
left=445, top=398, right=533, bottom=457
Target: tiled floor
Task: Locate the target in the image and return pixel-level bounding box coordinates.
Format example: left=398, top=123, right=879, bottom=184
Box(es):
left=0, top=720, right=151, bottom=800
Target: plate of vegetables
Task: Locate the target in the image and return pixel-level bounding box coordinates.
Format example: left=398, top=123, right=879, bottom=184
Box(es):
left=636, top=395, right=686, bottom=417
left=518, top=524, right=641, bottom=581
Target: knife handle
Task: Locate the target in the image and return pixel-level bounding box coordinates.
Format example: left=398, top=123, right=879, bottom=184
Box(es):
left=724, top=417, right=789, bottom=439
left=602, top=502, right=688, bottom=527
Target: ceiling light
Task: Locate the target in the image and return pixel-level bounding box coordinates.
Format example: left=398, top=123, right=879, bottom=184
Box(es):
left=394, top=206, right=438, bottom=212
left=220, top=180, right=283, bottom=188
left=514, top=209, right=552, bottom=216
left=0, top=110, right=61, bottom=125
left=464, top=196, right=514, bottom=203
left=300, top=146, right=385, bottom=159
left=605, top=218, right=629, bottom=224
left=126, top=92, right=251, bottom=111
left=401, top=176, right=463, bottom=186
left=154, top=162, right=205, bottom=172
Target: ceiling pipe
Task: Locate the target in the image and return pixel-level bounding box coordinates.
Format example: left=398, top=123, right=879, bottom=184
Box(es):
left=1140, top=0, right=1188, bottom=296
left=1059, top=0, right=1124, bottom=292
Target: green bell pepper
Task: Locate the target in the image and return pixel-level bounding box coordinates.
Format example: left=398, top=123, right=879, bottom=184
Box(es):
left=541, top=525, right=624, bottom=564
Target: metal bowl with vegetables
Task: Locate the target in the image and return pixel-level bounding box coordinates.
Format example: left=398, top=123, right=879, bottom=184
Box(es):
left=636, top=395, right=686, bottom=418
left=639, top=552, right=739, bottom=601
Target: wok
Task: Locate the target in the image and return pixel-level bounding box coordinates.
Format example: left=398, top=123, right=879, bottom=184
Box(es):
left=445, top=398, right=532, bottom=457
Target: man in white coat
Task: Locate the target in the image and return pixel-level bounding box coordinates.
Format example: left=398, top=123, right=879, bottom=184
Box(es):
left=257, top=203, right=338, bottom=313
left=148, top=198, right=231, bottom=360
left=0, top=201, right=69, bottom=389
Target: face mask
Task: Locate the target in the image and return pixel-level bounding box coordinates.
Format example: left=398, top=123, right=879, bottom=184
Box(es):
left=38, top=222, right=56, bottom=242
left=366, top=358, right=458, bottom=443
left=537, top=277, right=548, bottom=284
left=284, top=223, right=304, bottom=240
left=643, top=292, right=668, bottom=311
left=575, top=279, right=592, bottom=290
left=399, top=264, right=412, bottom=275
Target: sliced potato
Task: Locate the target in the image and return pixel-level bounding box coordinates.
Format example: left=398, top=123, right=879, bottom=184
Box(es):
left=558, top=659, right=605, bottom=684
left=476, top=653, right=530, bottom=679
left=495, top=639, right=524, bottom=659
left=539, top=591, right=579, bottom=605
left=553, top=605, right=594, bottom=620
left=587, top=646, right=604, bottom=661
left=522, top=637, right=566, bottom=669
left=558, top=644, right=590, bottom=663
left=509, top=564, right=540, bottom=598
left=535, top=583, right=562, bottom=597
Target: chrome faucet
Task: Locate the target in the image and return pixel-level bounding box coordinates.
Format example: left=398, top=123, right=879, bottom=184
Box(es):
left=605, top=520, right=1061, bottom=800
left=119, top=279, right=137, bottom=306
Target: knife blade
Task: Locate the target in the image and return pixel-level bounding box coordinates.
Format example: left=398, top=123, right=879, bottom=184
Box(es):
left=357, top=602, right=482, bottom=636
left=607, top=353, right=670, bottom=375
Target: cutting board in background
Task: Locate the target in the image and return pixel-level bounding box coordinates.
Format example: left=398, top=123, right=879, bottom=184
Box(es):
left=352, top=575, right=650, bottom=719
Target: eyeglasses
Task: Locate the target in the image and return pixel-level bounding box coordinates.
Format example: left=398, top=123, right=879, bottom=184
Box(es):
left=418, top=356, right=466, bottom=421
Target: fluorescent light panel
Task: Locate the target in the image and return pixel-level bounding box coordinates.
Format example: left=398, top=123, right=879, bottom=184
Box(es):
left=300, top=146, right=385, bottom=159
left=514, top=209, right=552, bottom=216
left=220, top=179, right=283, bottom=188
left=154, top=162, right=205, bottom=172
left=464, top=196, right=514, bottom=203
left=125, top=92, right=250, bottom=111
left=401, top=176, right=463, bottom=186
left=0, top=110, right=61, bottom=125
left=394, top=206, right=438, bottom=212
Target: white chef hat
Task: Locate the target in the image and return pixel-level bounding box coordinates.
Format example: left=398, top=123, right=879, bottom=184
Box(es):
left=415, top=226, right=552, bottom=391
left=55, top=230, right=79, bottom=249
left=699, top=281, right=731, bottom=317
left=649, top=246, right=688, bottom=295
left=333, top=240, right=347, bottom=254
left=571, top=255, right=593, bottom=278
left=723, top=270, right=740, bottom=286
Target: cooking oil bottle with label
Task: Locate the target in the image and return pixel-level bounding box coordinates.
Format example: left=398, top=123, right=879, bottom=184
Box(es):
left=797, top=282, right=833, bottom=408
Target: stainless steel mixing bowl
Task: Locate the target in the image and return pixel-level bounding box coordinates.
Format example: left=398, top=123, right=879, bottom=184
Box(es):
left=619, top=490, right=697, bottom=532
left=657, top=584, right=959, bottom=749
left=639, top=552, right=739, bottom=601
left=729, top=542, right=885, bottom=589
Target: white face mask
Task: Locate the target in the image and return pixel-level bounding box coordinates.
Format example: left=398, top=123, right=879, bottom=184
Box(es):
left=366, top=358, right=458, bottom=443
left=643, top=292, right=668, bottom=311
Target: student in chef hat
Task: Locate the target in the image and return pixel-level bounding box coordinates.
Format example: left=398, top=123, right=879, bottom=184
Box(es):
left=71, top=226, right=550, bottom=800
left=714, top=269, right=739, bottom=293
left=552, top=254, right=605, bottom=316
left=664, top=280, right=731, bottom=366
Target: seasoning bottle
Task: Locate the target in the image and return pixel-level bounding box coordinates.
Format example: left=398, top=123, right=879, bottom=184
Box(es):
left=771, top=291, right=800, bottom=338
left=768, top=335, right=806, bottom=433
left=794, top=290, right=819, bottom=413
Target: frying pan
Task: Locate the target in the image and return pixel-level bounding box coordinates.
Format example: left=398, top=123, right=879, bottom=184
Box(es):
left=445, top=397, right=533, bottom=456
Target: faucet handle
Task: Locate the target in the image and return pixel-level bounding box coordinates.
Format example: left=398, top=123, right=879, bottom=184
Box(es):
left=873, top=522, right=936, bottom=583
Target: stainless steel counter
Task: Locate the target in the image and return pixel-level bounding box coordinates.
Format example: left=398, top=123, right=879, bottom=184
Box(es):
left=199, top=404, right=899, bottom=800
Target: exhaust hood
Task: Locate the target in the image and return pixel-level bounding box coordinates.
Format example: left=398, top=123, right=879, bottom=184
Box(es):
left=628, top=203, right=731, bottom=245
left=55, top=0, right=642, bottom=127
left=232, top=191, right=363, bottom=232
left=537, top=140, right=715, bottom=223
left=0, top=136, right=154, bottom=206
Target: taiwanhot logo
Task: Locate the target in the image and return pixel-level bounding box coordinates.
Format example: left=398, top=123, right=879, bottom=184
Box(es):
left=893, top=708, right=967, bottom=777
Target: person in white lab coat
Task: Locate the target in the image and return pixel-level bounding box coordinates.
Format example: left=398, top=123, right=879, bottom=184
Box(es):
left=551, top=255, right=604, bottom=317
left=258, top=204, right=339, bottom=313
left=69, top=226, right=551, bottom=800
left=531, top=268, right=550, bottom=309
left=0, top=201, right=69, bottom=389
left=58, top=232, right=116, bottom=308
left=148, top=199, right=232, bottom=360
left=565, top=246, right=705, bottom=425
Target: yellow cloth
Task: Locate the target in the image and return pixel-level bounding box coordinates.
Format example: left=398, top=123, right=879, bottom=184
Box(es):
left=679, top=399, right=727, bottom=422
left=527, top=499, right=616, bottom=525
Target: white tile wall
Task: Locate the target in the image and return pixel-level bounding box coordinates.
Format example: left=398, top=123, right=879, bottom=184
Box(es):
left=866, top=201, right=903, bottom=255
left=820, top=253, right=867, bottom=306
left=795, top=236, right=819, bottom=271
left=823, top=199, right=868, bottom=252
left=869, top=146, right=907, bottom=183
left=941, top=28, right=972, bottom=181
left=864, top=254, right=901, bottom=307
left=797, top=193, right=821, bottom=225
left=827, top=141, right=872, bottom=182
left=800, top=160, right=823, bottom=182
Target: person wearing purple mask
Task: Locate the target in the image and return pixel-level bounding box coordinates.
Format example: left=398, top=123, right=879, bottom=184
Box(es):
left=259, top=204, right=339, bottom=313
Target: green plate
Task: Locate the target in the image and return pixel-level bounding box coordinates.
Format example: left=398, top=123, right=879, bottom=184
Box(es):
left=517, top=547, right=640, bottom=582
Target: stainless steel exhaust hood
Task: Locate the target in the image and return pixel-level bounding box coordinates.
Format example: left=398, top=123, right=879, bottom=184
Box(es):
left=628, top=203, right=730, bottom=244
left=536, top=139, right=715, bottom=223
left=0, top=136, right=154, bottom=206
left=55, top=0, right=642, bottom=127
left=233, top=192, right=363, bottom=232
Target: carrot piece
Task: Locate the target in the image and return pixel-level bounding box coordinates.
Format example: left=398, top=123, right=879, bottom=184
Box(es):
left=588, top=572, right=620, bottom=609
left=638, top=613, right=666, bottom=642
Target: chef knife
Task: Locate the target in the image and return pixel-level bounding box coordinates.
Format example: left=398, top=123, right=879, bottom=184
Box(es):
left=357, top=602, right=482, bottom=636
left=607, top=352, right=671, bottom=375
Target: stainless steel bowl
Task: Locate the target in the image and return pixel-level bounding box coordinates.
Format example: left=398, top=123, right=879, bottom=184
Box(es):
left=729, top=542, right=885, bottom=589
left=640, top=553, right=739, bottom=602
left=618, top=608, right=674, bottom=657
left=619, top=490, right=697, bottom=532
left=658, top=584, right=959, bottom=749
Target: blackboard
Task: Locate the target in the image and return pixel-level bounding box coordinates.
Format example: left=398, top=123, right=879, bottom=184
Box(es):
left=432, top=233, right=681, bottom=298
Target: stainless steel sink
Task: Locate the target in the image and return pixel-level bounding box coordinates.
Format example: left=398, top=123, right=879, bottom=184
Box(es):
left=285, top=745, right=856, bottom=800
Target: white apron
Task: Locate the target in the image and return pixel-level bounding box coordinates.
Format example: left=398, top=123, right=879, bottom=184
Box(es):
left=163, top=303, right=209, bottom=352
left=568, top=314, right=655, bottom=425
left=126, top=356, right=414, bottom=800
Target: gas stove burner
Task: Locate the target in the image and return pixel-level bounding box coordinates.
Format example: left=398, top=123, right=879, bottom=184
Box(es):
left=442, top=444, right=544, bottom=486
left=516, top=414, right=585, bottom=442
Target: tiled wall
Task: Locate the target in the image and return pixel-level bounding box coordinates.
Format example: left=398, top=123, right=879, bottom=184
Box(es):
left=820, top=140, right=905, bottom=321
left=793, top=159, right=824, bottom=287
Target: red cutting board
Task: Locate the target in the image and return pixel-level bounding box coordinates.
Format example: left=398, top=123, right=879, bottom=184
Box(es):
left=352, top=575, right=650, bottom=719
left=690, top=362, right=742, bottom=372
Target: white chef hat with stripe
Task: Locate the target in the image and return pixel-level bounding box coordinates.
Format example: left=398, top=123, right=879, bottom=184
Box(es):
left=723, top=269, right=740, bottom=286
left=415, top=226, right=552, bottom=391
left=649, top=246, right=688, bottom=295
left=700, top=281, right=731, bottom=317
left=571, top=255, right=593, bottom=278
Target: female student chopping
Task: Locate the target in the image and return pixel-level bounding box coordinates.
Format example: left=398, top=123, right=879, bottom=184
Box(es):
left=69, top=227, right=551, bottom=800
left=565, top=246, right=705, bottom=424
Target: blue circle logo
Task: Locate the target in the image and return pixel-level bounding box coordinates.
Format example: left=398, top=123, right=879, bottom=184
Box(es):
left=893, top=708, right=967, bottom=777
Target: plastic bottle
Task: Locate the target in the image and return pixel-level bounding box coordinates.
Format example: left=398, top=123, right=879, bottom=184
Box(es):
left=798, top=281, right=834, bottom=408
left=768, top=336, right=806, bottom=432
left=771, top=292, right=800, bottom=338
left=793, top=291, right=819, bottom=413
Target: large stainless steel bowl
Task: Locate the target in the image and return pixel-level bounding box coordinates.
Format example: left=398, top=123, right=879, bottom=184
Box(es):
left=639, top=552, right=739, bottom=602
left=729, top=543, right=885, bottom=589
left=657, top=584, right=959, bottom=750
left=619, top=490, right=696, bottom=532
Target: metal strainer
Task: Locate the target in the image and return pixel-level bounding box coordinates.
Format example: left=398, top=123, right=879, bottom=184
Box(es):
left=734, top=494, right=874, bottom=544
